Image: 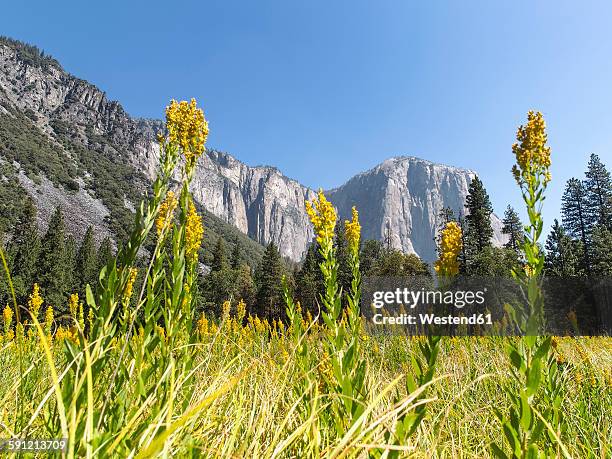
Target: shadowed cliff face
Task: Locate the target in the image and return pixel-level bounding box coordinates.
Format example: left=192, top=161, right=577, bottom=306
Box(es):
left=0, top=41, right=504, bottom=262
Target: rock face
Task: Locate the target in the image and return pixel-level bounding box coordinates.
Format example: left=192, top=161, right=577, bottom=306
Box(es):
left=0, top=39, right=505, bottom=263
left=327, top=157, right=506, bottom=263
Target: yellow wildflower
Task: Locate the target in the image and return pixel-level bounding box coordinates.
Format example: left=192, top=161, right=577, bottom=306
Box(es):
left=222, top=300, right=231, bottom=321
left=69, top=293, right=79, bottom=320
left=344, top=206, right=361, bottom=255
left=28, top=283, right=44, bottom=321
left=197, top=314, right=209, bottom=335
left=3, top=305, right=13, bottom=329
left=156, top=325, right=166, bottom=342
left=434, top=221, right=463, bottom=277
left=185, top=201, right=204, bottom=261
left=156, top=190, right=178, bottom=237
left=305, top=190, right=336, bottom=246
left=164, top=98, right=209, bottom=167
left=511, top=110, right=551, bottom=186
left=44, top=306, right=54, bottom=335
left=123, top=268, right=138, bottom=304
left=236, top=299, right=246, bottom=322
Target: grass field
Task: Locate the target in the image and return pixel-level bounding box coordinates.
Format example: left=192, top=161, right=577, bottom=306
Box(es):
left=0, top=102, right=610, bottom=458
left=1, top=320, right=610, bottom=457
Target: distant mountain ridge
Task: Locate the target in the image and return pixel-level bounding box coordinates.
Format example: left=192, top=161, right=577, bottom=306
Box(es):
left=0, top=37, right=504, bottom=263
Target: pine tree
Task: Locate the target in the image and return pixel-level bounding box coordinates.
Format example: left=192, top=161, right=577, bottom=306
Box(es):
left=502, top=205, right=523, bottom=255
left=464, top=176, right=494, bottom=253
left=76, top=226, right=98, bottom=294
left=438, top=206, right=456, bottom=226
left=544, top=219, right=581, bottom=276
left=435, top=207, right=456, bottom=257
left=211, top=237, right=228, bottom=273
left=232, top=263, right=256, bottom=310
left=96, top=237, right=113, bottom=274
left=591, top=226, right=612, bottom=275
left=462, top=177, right=494, bottom=274
left=37, top=206, right=67, bottom=309
left=230, top=239, right=241, bottom=270
left=8, top=197, right=40, bottom=303
left=562, top=178, right=592, bottom=274
left=295, top=242, right=324, bottom=313
left=359, top=239, right=383, bottom=276
left=584, top=153, right=612, bottom=230
left=64, top=234, right=77, bottom=294
left=255, top=242, right=284, bottom=319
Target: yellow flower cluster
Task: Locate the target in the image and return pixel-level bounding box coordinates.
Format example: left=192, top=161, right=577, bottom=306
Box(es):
left=197, top=314, right=209, bottom=335
left=185, top=201, right=204, bottom=261
left=344, top=206, right=361, bottom=255
left=44, top=306, right=54, bottom=334
left=434, top=221, right=463, bottom=277
left=305, top=190, right=337, bottom=245
left=69, top=293, right=79, bottom=319
left=156, top=190, right=178, bottom=237
left=222, top=300, right=231, bottom=321
left=236, top=299, right=246, bottom=322
left=164, top=98, right=209, bottom=165
left=28, top=283, right=44, bottom=320
left=123, top=268, right=138, bottom=304
left=511, top=110, right=552, bottom=185
left=55, top=326, right=78, bottom=344
left=3, top=304, right=14, bottom=328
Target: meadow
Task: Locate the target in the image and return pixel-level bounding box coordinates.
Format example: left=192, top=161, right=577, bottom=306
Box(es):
left=0, top=100, right=610, bottom=458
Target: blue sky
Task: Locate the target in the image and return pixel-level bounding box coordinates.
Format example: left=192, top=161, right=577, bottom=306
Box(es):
left=2, top=0, right=611, bottom=232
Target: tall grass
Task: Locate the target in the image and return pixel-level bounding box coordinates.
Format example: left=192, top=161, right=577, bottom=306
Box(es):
left=0, top=103, right=610, bottom=457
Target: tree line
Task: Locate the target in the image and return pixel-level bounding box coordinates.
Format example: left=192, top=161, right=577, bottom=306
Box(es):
left=2, top=155, right=610, bottom=322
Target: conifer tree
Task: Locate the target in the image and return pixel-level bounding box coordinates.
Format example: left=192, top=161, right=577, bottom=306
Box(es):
left=584, top=153, right=612, bottom=230
left=359, top=239, right=383, bottom=276
left=591, top=226, right=612, bottom=275
left=211, top=237, right=228, bottom=273
left=232, top=263, right=256, bottom=310
left=255, top=241, right=284, bottom=319
left=544, top=219, right=581, bottom=276
left=435, top=207, right=456, bottom=257
left=9, top=197, right=40, bottom=303
left=464, top=176, right=494, bottom=253
left=230, top=239, right=241, bottom=270
left=37, top=206, right=67, bottom=309
left=502, top=205, right=523, bottom=255
left=295, top=242, right=324, bottom=313
left=96, top=236, right=113, bottom=274
left=462, top=177, right=494, bottom=274
left=562, top=178, right=591, bottom=274
left=76, top=226, right=98, bottom=294
left=438, top=206, right=456, bottom=226
left=64, top=234, right=77, bottom=295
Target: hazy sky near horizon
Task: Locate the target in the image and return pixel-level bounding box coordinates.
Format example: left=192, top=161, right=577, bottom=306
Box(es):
left=2, top=0, right=612, bottom=231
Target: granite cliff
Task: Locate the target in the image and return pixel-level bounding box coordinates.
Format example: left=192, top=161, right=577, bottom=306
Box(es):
left=0, top=38, right=504, bottom=263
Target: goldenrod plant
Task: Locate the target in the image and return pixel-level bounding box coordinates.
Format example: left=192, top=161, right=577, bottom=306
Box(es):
left=385, top=221, right=462, bottom=455
left=493, top=111, right=568, bottom=459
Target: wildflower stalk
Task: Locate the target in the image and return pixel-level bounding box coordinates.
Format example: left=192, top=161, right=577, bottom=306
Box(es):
left=494, top=111, right=567, bottom=458
left=305, top=194, right=367, bottom=435
left=0, top=246, right=27, bottom=435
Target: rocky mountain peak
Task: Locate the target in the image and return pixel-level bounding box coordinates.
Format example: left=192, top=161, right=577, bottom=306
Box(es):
left=1, top=37, right=505, bottom=263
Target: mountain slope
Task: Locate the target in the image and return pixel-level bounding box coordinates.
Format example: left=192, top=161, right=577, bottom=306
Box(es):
left=0, top=38, right=264, bottom=265
left=0, top=37, right=504, bottom=263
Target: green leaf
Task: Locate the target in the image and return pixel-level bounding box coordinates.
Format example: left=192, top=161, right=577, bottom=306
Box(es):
left=526, top=359, right=542, bottom=396
left=490, top=442, right=509, bottom=459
